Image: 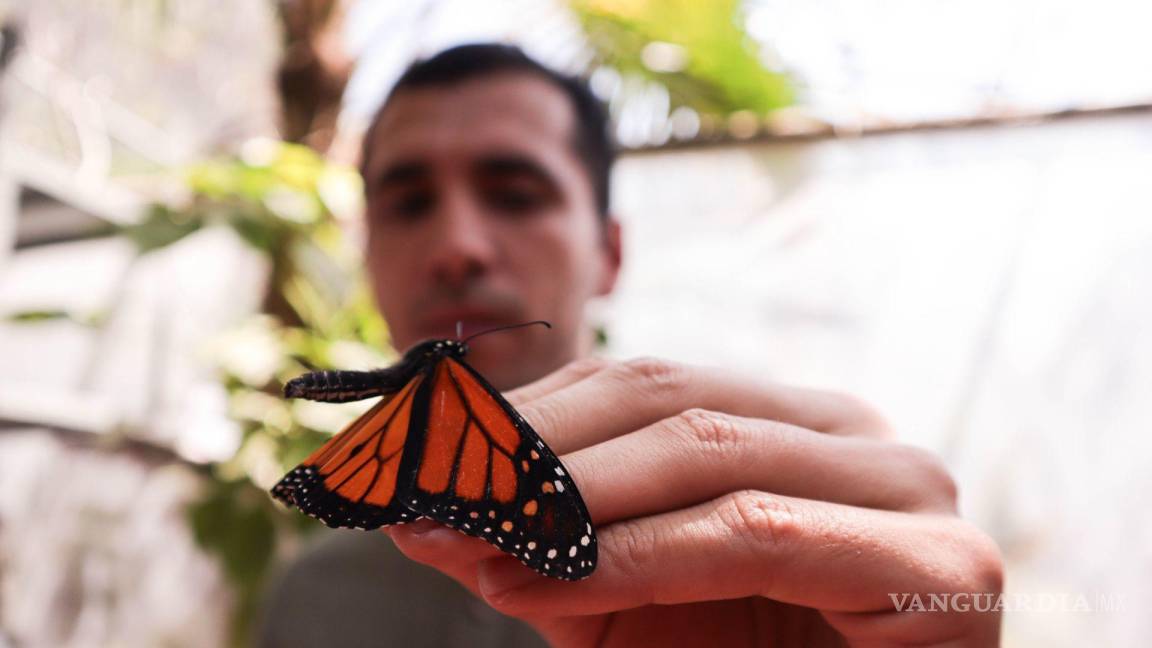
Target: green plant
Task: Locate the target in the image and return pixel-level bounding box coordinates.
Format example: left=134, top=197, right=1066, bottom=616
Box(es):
left=570, top=0, right=793, bottom=119
left=123, top=140, right=391, bottom=644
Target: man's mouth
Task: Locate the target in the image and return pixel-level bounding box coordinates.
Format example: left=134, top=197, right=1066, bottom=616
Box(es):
left=417, top=307, right=521, bottom=340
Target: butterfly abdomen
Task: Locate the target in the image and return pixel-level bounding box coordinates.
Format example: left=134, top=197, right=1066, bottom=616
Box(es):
left=284, top=368, right=412, bottom=403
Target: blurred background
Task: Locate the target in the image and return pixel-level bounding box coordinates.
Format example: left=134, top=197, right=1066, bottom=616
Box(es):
left=1, top=0, right=1150, bottom=646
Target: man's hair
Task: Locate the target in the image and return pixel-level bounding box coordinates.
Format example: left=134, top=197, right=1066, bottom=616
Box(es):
left=361, top=43, right=615, bottom=218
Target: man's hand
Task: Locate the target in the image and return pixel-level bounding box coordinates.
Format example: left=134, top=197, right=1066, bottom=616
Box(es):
left=388, top=358, right=1004, bottom=647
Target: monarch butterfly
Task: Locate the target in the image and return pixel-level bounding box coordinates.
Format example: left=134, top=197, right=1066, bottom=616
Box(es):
left=270, top=321, right=597, bottom=581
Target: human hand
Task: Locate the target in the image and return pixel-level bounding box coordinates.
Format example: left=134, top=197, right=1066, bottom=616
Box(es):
left=388, top=358, right=1003, bottom=647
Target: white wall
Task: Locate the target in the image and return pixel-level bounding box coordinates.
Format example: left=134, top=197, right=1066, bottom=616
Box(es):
left=608, top=110, right=1152, bottom=646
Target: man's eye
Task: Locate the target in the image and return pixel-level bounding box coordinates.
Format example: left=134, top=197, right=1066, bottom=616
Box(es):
left=485, top=188, right=544, bottom=214
left=384, top=192, right=434, bottom=221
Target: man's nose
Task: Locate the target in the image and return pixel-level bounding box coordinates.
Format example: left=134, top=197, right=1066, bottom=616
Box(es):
left=425, top=190, right=497, bottom=288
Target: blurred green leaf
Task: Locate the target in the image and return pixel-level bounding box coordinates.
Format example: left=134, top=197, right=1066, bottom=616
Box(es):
left=188, top=478, right=277, bottom=585
left=188, top=477, right=287, bottom=646
left=6, top=309, right=108, bottom=327
left=6, top=309, right=72, bottom=323
left=119, top=203, right=205, bottom=253
left=571, top=0, right=793, bottom=117
left=228, top=209, right=289, bottom=253
left=278, top=426, right=333, bottom=468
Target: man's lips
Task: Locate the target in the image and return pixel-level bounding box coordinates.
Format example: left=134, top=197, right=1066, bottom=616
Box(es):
left=417, top=308, right=520, bottom=340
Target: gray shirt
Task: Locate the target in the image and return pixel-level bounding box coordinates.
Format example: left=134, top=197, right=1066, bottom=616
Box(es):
left=257, top=529, right=549, bottom=648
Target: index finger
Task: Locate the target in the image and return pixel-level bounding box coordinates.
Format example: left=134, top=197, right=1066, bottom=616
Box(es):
left=505, top=357, right=611, bottom=406
left=519, top=357, right=893, bottom=454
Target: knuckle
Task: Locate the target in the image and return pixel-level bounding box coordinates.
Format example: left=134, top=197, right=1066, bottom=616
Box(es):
left=609, top=519, right=658, bottom=581
left=565, top=356, right=611, bottom=378
left=620, top=357, right=689, bottom=395
left=671, top=409, right=745, bottom=456
left=720, top=490, right=800, bottom=550
left=515, top=402, right=554, bottom=439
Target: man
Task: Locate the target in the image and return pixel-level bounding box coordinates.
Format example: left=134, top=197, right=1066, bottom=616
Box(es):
left=259, top=44, right=1003, bottom=647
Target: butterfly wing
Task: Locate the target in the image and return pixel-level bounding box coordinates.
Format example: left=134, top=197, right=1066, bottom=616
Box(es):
left=272, top=374, right=424, bottom=529
left=400, top=357, right=597, bottom=581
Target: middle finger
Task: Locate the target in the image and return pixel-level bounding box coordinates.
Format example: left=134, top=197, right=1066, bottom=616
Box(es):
left=520, top=358, right=892, bottom=455
left=566, top=409, right=957, bottom=524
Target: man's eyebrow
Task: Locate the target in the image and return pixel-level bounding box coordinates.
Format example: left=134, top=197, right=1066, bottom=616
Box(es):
left=371, top=161, right=429, bottom=188
left=474, top=155, right=554, bottom=182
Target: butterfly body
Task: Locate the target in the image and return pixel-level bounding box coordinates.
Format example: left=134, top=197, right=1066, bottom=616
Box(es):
left=273, top=335, right=597, bottom=581
left=282, top=339, right=455, bottom=403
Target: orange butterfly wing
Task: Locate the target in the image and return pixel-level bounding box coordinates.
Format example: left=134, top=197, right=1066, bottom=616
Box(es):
left=400, top=357, right=597, bottom=580
left=272, top=374, right=423, bottom=529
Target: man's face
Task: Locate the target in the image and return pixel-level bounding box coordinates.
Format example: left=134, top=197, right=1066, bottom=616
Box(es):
left=362, top=73, right=621, bottom=390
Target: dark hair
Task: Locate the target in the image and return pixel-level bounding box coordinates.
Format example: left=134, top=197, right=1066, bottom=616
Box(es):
left=361, top=43, right=615, bottom=218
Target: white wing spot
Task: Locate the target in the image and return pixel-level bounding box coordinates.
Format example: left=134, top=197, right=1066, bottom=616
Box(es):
left=555, top=467, right=565, bottom=476
left=547, top=548, right=558, bottom=559
left=554, top=480, right=565, bottom=492
left=580, top=535, right=590, bottom=546
left=568, top=546, right=577, bottom=557
left=527, top=541, right=537, bottom=550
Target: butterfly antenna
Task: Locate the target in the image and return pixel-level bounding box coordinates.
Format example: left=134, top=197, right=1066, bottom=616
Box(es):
left=463, top=320, right=552, bottom=344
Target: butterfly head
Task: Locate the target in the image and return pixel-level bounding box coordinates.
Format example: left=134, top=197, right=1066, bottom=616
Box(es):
left=429, top=339, right=469, bottom=358
left=409, top=321, right=552, bottom=363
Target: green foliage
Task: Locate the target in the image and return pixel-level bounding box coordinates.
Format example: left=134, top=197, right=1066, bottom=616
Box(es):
left=6, top=309, right=72, bottom=322
left=189, top=478, right=277, bottom=586
left=123, top=140, right=391, bottom=645
left=121, top=204, right=205, bottom=253
left=5, top=309, right=106, bottom=326
left=120, top=141, right=333, bottom=256
left=570, top=0, right=793, bottom=117
left=187, top=478, right=277, bottom=643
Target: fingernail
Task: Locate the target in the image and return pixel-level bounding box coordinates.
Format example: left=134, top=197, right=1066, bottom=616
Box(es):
left=404, top=519, right=442, bottom=535
left=392, top=519, right=474, bottom=549
left=478, top=558, right=539, bottom=599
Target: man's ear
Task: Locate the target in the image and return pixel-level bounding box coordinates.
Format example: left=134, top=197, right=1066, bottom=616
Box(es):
left=596, top=218, right=623, bottom=296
